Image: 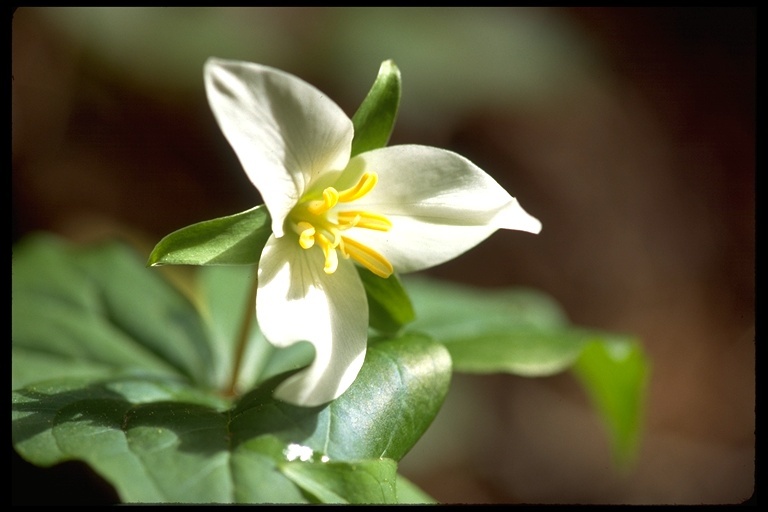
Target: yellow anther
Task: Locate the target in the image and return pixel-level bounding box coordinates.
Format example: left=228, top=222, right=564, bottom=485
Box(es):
left=337, top=211, right=392, bottom=231
left=326, top=226, right=342, bottom=248
left=307, top=187, right=340, bottom=216
left=297, top=222, right=316, bottom=249
left=340, top=237, right=393, bottom=278
left=337, top=172, right=378, bottom=203
left=289, top=170, right=392, bottom=277
left=316, top=233, right=339, bottom=274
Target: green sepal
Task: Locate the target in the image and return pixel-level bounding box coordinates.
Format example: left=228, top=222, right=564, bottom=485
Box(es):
left=357, top=269, right=415, bottom=335
left=350, top=60, right=402, bottom=157
left=147, top=205, right=271, bottom=266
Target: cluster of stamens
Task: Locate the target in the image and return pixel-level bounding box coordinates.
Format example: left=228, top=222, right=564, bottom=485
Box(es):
left=288, top=172, right=394, bottom=278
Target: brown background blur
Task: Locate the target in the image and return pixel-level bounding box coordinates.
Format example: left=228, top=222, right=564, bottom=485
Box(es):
left=12, top=7, right=755, bottom=504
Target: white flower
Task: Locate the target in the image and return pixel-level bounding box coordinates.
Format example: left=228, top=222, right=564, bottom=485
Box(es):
left=204, top=58, right=541, bottom=406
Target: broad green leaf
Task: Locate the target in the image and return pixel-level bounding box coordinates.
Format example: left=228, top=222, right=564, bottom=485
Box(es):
left=12, top=334, right=449, bottom=503
left=572, top=338, right=649, bottom=466
left=11, top=376, right=230, bottom=502
left=12, top=235, right=451, bottom=503
left=404, top=277, right=579, bottom=376
left=357, top=268, right=415, bottom=335
left=12, top=234, right=214, bottom=390
left=229, top=333, right=451, bottom=463
left=280, top=458, right=398, bottom=504
left=403, top=276, right=648, bottom=466
left=395, top=474, right=438, bottom=504
left=350, top=59, right=401, bottom=157
left=439, top=328, right=594, bottom=376
left=147, top=205, right=271, bottom=267
left=405, top=276, right=568, bottom=332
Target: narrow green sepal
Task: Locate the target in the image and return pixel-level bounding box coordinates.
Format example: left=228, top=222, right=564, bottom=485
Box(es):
left=147, top=206, right=271, bottom=267
left=357, top=268, right=415, bottom=335
left=350, top=60, right=402, bottom=157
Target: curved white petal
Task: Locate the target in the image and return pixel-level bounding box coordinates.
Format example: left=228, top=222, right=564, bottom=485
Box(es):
left=205, top=58, right=354, bottom=236
left=256, top=235, right=368, bottom=406
left=338, top=145, right=541, bottom=273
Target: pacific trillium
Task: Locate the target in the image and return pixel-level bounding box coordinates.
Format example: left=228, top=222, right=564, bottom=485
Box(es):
left=204, top=58, right=542, bottom=407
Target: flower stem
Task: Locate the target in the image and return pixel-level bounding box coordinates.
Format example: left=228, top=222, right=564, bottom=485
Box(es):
left=225, top=270, right=259, bottom=397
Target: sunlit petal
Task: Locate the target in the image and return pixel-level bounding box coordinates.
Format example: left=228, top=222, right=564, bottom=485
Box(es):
left=256, top=235, right=368, bottom=406
left=205, top=58, right=354, bottom=236
left=336, top=145, right=541, bottom=273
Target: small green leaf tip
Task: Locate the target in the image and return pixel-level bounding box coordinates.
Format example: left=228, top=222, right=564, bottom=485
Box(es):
left=350, top=59, right=402, bottom=157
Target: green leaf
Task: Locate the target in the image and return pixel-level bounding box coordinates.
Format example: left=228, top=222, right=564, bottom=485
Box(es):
left=13, top=332, right=450, bottom=503
left=280, top=458, right=398, bottom=504
left=404, top=277, right=580, bottom=376
left=12, top=377, right=231, bottom=502
left=395, top=474, right=438, bottom=504
left=440, top=328, right=595, bottom=377
left=147, top=205, right=271, bottom=267
left=194, top=265, right=265, bottom=392
left=350, top=59, right=401, bottom=157
left=12, top=235, right=451, bottom=503
left=12, top=234, right=215, bottom=390
left=403, top=276, right=649, bottom=466
left=230, top=332, right=451, bottom=464
left=194, top=265, right=315, bottom=393
left=357, top=268, right=415, bottom=335
left=572, top=338, right=649, bottom=466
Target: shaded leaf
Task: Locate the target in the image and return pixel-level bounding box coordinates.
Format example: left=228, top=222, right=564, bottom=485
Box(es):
left=11, top=377, right=230, bottom=502
left=12, top=235, right=451, bottom=503
left=13, top=333, right=449, bottom=503
left=404, top=277, right=577, bottom=376
left=440, top=328, right=591, bottom=377
left=194, top=265, right=268, bottom=393
left=403, top=276, right=649, bottom=465
left=12, top=234, right=213, bottom=390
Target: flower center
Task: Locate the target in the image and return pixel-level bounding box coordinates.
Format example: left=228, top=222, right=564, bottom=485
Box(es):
left=288, top=172, right=394, bottom=279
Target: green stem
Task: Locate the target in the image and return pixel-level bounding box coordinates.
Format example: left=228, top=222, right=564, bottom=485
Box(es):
left=225, top=270, right=259, bottom=397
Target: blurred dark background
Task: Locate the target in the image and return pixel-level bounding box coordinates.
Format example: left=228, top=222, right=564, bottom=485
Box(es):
left=12, top=7, right=754, bottom=504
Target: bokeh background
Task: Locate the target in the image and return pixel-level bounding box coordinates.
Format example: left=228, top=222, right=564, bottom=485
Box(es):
left=12, top=7, right=755, bottom=505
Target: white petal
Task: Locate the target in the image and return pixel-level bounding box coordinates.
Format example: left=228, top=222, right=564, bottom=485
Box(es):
left=338, top=145, right=541, bottom=273
left=256, top=235, right=368, bottom=406
left=205, top=58, right=354, bottom=236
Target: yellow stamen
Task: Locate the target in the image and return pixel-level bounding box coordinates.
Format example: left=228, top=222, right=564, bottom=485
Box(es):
left=296, top=221, right=316, bottom=249
left=337, top=211, right=392, bottom=231
left=289, top=170, right=393, bottom=277
left=337, top=172, right=378, bottom=203
left=340, top=237, right=393, bottom=278
left=316, top=233, right=338, bottom=274
left=307, top=187, right=340, bottom=216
